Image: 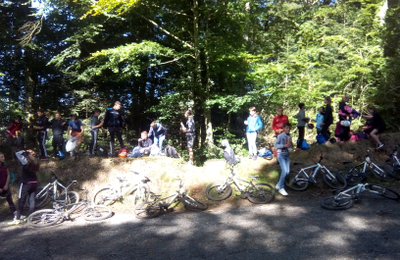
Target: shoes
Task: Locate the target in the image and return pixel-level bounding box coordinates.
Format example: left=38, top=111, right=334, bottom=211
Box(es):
left=13, top=212, right=26, bottom=221
left=377, top=143, right=384, bottom=150
left=253, top=154, right=257, bottom=161
left=278, top=188, right=288, bottom=196
left=275, top=184, right=280, bottom=190
left=40, top=156, right=49, bottom=160
left=248, top=154, right=253, bottom=159
left=187, top=161, right=194, bottom=166
left=108, top=153, right=115, bottom=157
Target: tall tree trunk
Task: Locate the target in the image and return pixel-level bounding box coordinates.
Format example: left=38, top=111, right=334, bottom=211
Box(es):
left=24, top=49, right=35, bottom=122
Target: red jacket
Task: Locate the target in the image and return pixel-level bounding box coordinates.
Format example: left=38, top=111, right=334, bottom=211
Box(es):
left=272, top=115, right=289, bottom=136
left=6, top=122, right=22, bottom=137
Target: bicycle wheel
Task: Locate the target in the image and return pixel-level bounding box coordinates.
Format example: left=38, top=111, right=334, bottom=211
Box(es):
left=322, top=170, right=347, bottom=190
left=57, top=191, right=80, bottom=204
left=345, top=166, right=366, bottom=186
left=132, top=184, right=151, bottom=206
left=27, top=209, right=62, bottom=227
left=206, top=181, right=232, bottom=201
left=247, top=183, right=275, bottom=204
left=134, top=201, right=162, bottom=219
left=285, top=170, right=309, bottom=191
left=371, top=166, right=395, bottom=182
left=81, top=205, right=112, bottom=221
left=181, top=194, right=208, bottom=211
left=92, top=187, right=117, bottom=206
left=33, top=186, right=49, bottom=209
left=369, top=184, right=400, bottom=200
left=320, top=195, right=354, bottom=210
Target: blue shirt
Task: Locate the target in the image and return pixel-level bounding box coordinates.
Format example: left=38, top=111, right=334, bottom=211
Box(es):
left=246, top=115, right=263, bottom=133
left=315, top=113, right=324, bottom=130
left=68, top=120, right=83, bottom=132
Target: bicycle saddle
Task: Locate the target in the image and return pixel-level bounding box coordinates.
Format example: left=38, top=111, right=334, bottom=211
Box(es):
left=250, top=176, right=259, bottom=180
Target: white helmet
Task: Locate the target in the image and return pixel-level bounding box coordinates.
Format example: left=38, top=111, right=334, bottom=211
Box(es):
left=340, top=120, right=351, bottom=127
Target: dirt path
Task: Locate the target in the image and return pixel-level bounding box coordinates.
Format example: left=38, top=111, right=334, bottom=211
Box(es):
left=1, top=192, right=400, bottom=260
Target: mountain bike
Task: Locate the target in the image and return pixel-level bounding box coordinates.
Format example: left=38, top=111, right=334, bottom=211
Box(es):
left=27, top=187, right=112, bottom=227
left=386, top=145, right=400, bottom=179
left=134, top=179, right=207, bottom=219
left=321, top=183, right=400, bottom=210
left=344, top=150, right=394, bottom=185
left=92, top=171, right=151, bottom=206
left=205, top=164, right=275, bottom=204
left=285, top=154, right=347, bottom=191
left=29, top=172, right=79, bottom=209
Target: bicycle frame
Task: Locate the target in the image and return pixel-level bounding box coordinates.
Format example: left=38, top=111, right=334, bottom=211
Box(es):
left=353, top=156, right=384, bottom=175
left=36, top=178, right=77, bottom=203
left=222, top=168, right=256, bottom=193
left=334, top=183, right=387, bottom=200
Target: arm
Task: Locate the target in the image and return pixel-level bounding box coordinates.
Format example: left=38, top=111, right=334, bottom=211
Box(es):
left=2, top=169, right=10, bottom=191
left=148, top=127, right=154, bottom=138
left=274, top=135, right=284, bottom=149
left=255, top=116, right=263, bottom=131
left=272, top=117, right=278, bottom=132
left=15, top=150, right=28, bottom=165
left=79, top=125, right=84, bottom=135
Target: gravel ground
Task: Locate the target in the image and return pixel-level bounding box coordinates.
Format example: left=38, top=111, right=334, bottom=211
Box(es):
left=1, top=192, right=400, bottom=260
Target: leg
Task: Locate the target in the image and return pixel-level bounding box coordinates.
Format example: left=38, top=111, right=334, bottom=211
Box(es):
left=154, top=136, right=160, bottom=150
left=115, top=129, right=124, bottom=149
left=38, top=132, right=47, bottom=157
left=370, top=129, right=382, bottom=146
left=277, top=155, right=289, bottom=190
left=187, top=134, right=195, bottom=164
left=109, top=128, right=116, bottom=154
left=297, top=126, right=304, bottom=148
left=52, top=140, right=58, bottom=157
left=27, top=183, right=37, bottom=215
left=89, top=131, right=95, bottom=155
left=1, top=190, right=16, bottom=212
left=159, top=135, right=165, bottom=151
left=16, top=183, right=28, bottom=219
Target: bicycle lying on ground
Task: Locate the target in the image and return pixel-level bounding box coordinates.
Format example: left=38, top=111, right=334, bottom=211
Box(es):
left=320, top=183, right=400, bottom=210
left=134, top=179, right=207, bottom=219
left=29, top=172, right=79, bottom=209
left=285, top=154, right=347, bottom=191
left=92, top=171, right=151, bottom=206
left=205, top=163, right=275, bottom=204
left=386, top=145, right=400, bottom=179
left=344, top=150, right=394, bottom=185
left=27, top=187, right=112, bottom=227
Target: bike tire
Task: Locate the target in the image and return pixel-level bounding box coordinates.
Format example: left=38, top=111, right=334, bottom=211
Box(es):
left=320, top=195, right=354, bottom=210
left=134, top=201, right=162, bottom=219
left=132, top=184, right=151, bottom=206
left=371, top=166, right=395, bottom=182
left=369, top=184, right=400, bottom=200
left=27, top=209, right=62, bottom=227
left=92, top=187, right=117, bottom=206
left=247, top=183, right=275, bottom=204
left=205, top=181, right=232, bottom=201
left=33, top=186, right=49, bottom=209
left=181, top=194, right=208, bottom=211
left=81, top=205, right=112, bottom=221
left=285, top=170, right=309, bottom=191
left=322, top=170, right=347, bottom=190
left=57, top=191, right=80, bottom=204
left=345, top=166, right=366, bottom=186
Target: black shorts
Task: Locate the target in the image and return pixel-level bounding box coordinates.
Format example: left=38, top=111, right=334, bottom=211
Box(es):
left=186, top=134, right=195, bottom=148
left=375, top=125, right=386, bottom=134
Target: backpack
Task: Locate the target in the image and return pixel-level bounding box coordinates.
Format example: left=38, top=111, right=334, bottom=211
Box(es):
left=165, top=145, right=181, bottom=158
left=258, top=148, right=273, bottom=160
left=316, top=134, right=326, bottom=144
left=301, top=140, right=310, bottom=150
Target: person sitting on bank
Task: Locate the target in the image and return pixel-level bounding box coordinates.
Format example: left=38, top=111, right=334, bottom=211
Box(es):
left=128, top=131, right=153, bottom=158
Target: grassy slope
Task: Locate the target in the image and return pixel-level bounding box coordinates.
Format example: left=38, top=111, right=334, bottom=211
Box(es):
left=2, top=132, right=400, bottom=217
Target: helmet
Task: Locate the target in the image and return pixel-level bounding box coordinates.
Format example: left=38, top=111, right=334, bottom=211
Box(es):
left=307, top=123, right=314, bottom=130
left=340, top=120, right=351, bottom=127
left=118, top=148, right=128, bottom=157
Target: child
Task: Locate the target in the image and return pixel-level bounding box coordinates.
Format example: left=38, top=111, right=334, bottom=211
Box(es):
left=11, top=150, right=39, bottom=224
left=272, top=106, right=289, bottom=137
left=6, top=115, right=24, bottom=148
left=148, top=122, right=167, bottom=151
left=362, top=105, right=386, bottom=149
left=221, top=139, right=238, bottom=166
left=296, top=103, right=308, bottom=150
left=320, top=96, right=333, bottom=141
left=181, top=110, right=196, bottom=165
left=89, top=109, right=103, bottom=157
left=67, top=115, right=84, bottom=158
left=274, top=123, right=293, bottom=196
left=128, top=131, right=153, bottom=158
left=314, top=107, right=325, bottom=134
left=104, top=101, right=125, bottom=156
left=0, top=152, right=17, bottom=216
left=51, top=112, right=67, bottom=158
left=244, top=107, right=263, bottom=161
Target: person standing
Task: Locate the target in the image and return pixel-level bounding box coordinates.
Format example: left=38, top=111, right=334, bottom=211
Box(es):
left=320, top=96, right=333, bottom=141
left=313, top=107, right=325, bottom=135
left=89, top=109, right=103, bottom=157
left=33, top=109, right=49, bottom=160
left=0, top=152, right=16, bottom=216
left=67, top=115, right=84, bottom=158
left=104, top=101, right=125, bottom=156
left=51, top=112, right=67, bottom=158
left=148, top=122, right=167, bottom=151
left=180, top=110, right=195, bottom=165
left=362, top=105, right=386, bottom=149
left=274, top=123, right=293, bottom=196
left=244, top=107, right=263, bottom=161
left=10, top=150, right=39, bottom=225
left=296, top=103, right=308, bottom=150
left=272, top=106, right=289, bottom=137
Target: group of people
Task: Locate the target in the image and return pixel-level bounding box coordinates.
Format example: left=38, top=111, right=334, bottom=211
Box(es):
left=244, top=95, right=387, bottom=196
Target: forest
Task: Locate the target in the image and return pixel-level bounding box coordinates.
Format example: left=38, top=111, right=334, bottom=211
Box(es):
left=1, top=0, right=400, bottom=159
